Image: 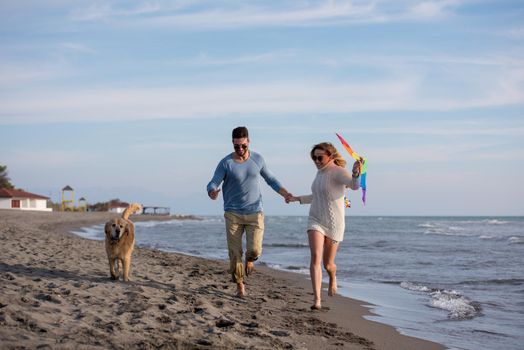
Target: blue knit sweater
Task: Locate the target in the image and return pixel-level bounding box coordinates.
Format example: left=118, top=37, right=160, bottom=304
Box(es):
left=207, top=151, right=283, bottom=214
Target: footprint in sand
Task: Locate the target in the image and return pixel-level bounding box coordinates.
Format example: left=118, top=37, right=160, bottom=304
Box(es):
left=196, top=338, right=213, bottom=346
left=215, top=318, right=235, bottom=328
left=193, top=307, right=205, bottom=315
left=166, top=294, right=178, bottom=304
left=156, top=315, right=171, bottom=324
left=270, top=330, right=290, bottom=337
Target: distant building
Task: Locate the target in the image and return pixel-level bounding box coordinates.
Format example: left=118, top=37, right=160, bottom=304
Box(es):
left=78, top=197, right=87, bottom=212
left=108, top=201, right=130, bottom=214
left=61, top=185, right=75, bottom=211
left=0, top=188, right=52, bottom=212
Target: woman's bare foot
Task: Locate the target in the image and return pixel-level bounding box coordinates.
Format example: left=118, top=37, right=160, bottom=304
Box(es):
left=310, top=300, right=322, bottom=310
left=236, top=282, right=246, bottom=298
left=328, top=272, right=337, bottom=297
left=245, top=260, right=254, bottom=276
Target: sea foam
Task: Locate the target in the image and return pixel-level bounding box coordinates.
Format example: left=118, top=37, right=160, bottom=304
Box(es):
left=400, top=281, right=481, bottom=320
left=71, top=224, right=104, bottom=241
left=429, top=290, right=480, bottom=320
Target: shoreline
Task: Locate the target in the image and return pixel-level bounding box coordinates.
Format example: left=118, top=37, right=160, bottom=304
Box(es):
left=0, top=210, right=445, bottom=349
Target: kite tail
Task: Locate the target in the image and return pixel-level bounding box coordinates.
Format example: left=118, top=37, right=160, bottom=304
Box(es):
left=360, top=159, right=367, bottom=205
left=360, top=172, right=367, bottom=205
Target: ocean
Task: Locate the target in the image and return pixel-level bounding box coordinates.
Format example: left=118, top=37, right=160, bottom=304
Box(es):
left=73, top=216, right=524, bottom=350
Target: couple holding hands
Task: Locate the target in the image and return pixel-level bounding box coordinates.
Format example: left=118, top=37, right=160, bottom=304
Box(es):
left=207, top=126, right=361, bottom=310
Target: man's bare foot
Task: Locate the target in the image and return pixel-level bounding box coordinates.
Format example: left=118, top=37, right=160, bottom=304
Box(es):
left=245, top=260, right=255, bottom=277
left=328, top=269, right=337, bottom=296
left=236, top=282, right=246, bottom=298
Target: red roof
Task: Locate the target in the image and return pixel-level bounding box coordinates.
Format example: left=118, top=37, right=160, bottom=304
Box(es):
left=0, top=188, right=49, bottom=200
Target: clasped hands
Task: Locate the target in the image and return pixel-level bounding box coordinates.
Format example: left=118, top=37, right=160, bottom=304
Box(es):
left=284, top=193, right=299, bottom=204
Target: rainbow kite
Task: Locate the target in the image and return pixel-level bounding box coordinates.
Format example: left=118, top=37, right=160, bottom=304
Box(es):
left=335, top=133, right=367, bottom=205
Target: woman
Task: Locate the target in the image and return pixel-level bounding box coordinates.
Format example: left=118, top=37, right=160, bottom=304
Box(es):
left=288, top=142, right=361, bottom=310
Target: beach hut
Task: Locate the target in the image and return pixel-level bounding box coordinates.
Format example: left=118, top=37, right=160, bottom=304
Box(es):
left=0, top=188, right=52, bottom=212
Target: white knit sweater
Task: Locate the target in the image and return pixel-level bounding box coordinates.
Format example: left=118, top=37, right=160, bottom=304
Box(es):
left=299, top=161, right=360, bottom=242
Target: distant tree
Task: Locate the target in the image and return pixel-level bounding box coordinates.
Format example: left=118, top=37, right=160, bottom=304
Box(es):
left=47, top=199, right=61, bottom=212
left=88, top=198, right=122, bottom=212
left=0, top=165, right=14, bottom=189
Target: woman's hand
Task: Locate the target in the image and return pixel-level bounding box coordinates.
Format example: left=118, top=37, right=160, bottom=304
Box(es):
left=352, top=160, right=361, bottom=178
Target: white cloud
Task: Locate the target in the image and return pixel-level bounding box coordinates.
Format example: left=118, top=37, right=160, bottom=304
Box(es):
left=169, top=50, right=524, bottom=71
left=1, top=72, right=523, bottom=125
left=475, top=68, right=524, bottom=107
left=130, top=141, right=224, bottom=151
left=0, top=80, right=414, bottom=124
left=406, top=0, right=461, bottom=19
left=131, top=2, right=377, bottom=29
left=337, top=122, right=524, bottom=137
left=0, top=63, right=68, bottom=87
left=65, top=0, right=468, bottom=29
left=68, top=0, right=211, bottom=22
left=506, top=26, right=524, bottom=39
left=332, top=53, right=524, bottom=68
left=59, top=42, right=97, bottom=54
left=190, top=50, right=298, bottom=66
left=368, top=142, right=524, bottom=164
left=69, top=1, right=166, bottom=22
left=4, top=149, right=82, bottom=168
left=69, top=3, right=113, bottom=22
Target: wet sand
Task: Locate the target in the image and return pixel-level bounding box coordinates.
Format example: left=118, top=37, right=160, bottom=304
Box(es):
left=0, top=210, right=445, bottom=349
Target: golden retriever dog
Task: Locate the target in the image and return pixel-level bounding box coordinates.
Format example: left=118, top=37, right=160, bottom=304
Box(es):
left=104, top=203, right=142, bottom=281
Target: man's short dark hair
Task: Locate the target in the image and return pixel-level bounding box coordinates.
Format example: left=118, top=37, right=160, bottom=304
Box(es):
left=232, top=126, right=249, bottom=139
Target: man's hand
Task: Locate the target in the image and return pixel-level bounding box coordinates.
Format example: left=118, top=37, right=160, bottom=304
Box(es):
left=278, top=188, right=291, bottom=200
left=208, top=189, right=221, bottom=200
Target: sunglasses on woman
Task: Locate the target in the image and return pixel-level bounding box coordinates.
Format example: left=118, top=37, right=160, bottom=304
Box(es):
left=312, top=155, right=325, bottom=162
left=233, top=144, right=248, bottom=150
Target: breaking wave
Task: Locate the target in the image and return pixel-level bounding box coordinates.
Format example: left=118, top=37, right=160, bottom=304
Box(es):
left=71, top=224, right=104, bottom=240
left=484, top=219, right=508, bottom=225
left=400, top=282, right=481, bottom=320
left=508, top=236, right=524, bottom=244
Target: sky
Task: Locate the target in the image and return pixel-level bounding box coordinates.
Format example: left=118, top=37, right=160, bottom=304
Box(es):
left=1, top=0, right=523, bottom=216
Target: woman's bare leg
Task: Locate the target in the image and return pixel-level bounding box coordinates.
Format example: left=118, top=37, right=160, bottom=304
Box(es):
left=323, top=238, right=339, bottom=297
left=308, top=230, right=325, bottom=309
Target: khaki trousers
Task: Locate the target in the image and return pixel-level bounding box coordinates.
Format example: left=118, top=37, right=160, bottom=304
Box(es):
left=224, top=211, right=264, bottom=284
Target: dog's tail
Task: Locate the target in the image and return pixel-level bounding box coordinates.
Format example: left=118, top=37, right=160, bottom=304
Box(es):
left=122, top=203, right=142, bottom=220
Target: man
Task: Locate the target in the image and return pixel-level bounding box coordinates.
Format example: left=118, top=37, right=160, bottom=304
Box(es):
left=207, top=126, right=292, bottom=297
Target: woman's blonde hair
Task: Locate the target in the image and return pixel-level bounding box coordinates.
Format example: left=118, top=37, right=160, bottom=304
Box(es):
left=310, top=142, right=347, bottom=168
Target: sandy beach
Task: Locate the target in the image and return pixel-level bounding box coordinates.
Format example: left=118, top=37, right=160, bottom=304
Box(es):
left=0, top=210, right=445, bottom=349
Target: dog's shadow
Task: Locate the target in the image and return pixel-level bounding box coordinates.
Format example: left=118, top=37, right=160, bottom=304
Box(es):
left=0, top=261, right=175, bottom=291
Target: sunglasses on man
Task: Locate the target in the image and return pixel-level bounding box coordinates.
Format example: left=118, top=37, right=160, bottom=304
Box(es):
left=234, top=144, right=248, bottom=150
